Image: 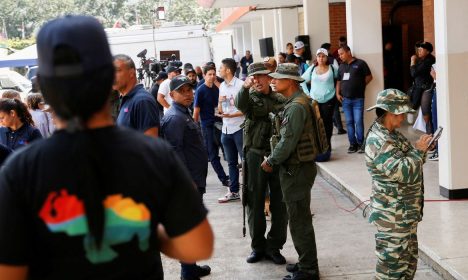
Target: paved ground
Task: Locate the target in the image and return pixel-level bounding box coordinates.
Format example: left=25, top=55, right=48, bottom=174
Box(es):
left=162, top=164, right=443, bottom=280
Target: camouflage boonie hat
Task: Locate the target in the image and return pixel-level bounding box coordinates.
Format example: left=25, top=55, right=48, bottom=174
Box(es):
left=247, top=62, right=271, bottom=76
left=268, top=63, right=305, bottom=82
left=366, top=88, right=415, bottom=114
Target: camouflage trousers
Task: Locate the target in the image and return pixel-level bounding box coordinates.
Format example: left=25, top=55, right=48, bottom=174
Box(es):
left=374, top=223, right=418, bottom=280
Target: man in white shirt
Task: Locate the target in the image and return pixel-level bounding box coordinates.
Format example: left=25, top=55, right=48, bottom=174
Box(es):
left=233, top=49, right=241, bottom=78
left=157, top=66, right=181, bottom=113
left=217, top=58, right=245, bottom=203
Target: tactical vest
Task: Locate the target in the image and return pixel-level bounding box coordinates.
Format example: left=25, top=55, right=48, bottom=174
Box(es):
left=275, top=95, right=329, bottom=164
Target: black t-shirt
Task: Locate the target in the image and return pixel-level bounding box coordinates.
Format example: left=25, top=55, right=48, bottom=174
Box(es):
left=240, top=56, right=253, bottom=74
left=0, top=126, right=207, bottom=280
left=338, top=58, right=371, bottom=99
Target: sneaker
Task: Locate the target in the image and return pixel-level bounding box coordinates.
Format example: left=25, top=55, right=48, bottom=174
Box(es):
left=358, top=144, right=365, bottom=154
left=337, top=128, right=347, bottom=135
left=429, top=151, right=438, bottom=161
left=347, top=144, right=358, bottom=153
left=218, top=192, right=240, bottom=203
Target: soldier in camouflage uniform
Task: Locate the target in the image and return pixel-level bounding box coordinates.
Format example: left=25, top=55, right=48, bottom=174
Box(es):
left=261, top=63, right=320, bottom=280
left=235, top=62, right=289, bottom=265
left=365, top=89, right=432, bottom=280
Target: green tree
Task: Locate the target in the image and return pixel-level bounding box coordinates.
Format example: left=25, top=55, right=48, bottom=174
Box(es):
left=165, top=0, right=220, bottom=30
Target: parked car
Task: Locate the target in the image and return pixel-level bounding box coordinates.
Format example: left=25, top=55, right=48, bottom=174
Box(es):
left=0, top=68, right=32, bottom=101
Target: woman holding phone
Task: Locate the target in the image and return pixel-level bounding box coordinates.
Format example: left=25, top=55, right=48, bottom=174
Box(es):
left=364, top=88, right=432, bottom=280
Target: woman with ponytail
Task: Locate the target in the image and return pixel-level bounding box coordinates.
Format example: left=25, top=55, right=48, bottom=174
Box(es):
left=0, top=98, right=42, bottom=150
left=0, top=16, right=213, bottom=280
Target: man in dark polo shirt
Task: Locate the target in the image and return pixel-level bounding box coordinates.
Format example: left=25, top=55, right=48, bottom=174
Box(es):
left=161, top=75, right=211, bottom=280
left=113, top=54, right=160, bottom=137
left=336, top=45, right=373, bottom=153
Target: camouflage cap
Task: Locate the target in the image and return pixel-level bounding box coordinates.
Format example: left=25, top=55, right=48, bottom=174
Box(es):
left=247, top=62, right=271, bottom=76
left=268, top=63, right=305, bottom=82
left=366, top=88, right=415, bottom=114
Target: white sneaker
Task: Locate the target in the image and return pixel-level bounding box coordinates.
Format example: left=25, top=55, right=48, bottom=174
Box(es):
left=218, top=192, right=240, bottom=203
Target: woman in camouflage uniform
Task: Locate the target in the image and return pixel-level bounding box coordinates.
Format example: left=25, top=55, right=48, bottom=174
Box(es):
left=365, top=89, right=433, bottom=280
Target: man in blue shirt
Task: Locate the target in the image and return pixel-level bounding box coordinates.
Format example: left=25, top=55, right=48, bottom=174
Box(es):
left=193, top=65, right=230, bottom=188
left=113, top=54, right=160, bottom=137
left=161, top=75, right=211, bottom=280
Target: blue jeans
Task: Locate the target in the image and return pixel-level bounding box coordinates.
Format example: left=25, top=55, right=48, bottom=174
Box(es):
left=201, top=124, right=228, bottom=184
left=221, top=129, right=243, bottom=193
left=342, top=97, right=365, bottom=146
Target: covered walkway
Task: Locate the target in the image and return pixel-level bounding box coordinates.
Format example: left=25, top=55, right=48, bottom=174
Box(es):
left=161, top=125, right=451, bottom=279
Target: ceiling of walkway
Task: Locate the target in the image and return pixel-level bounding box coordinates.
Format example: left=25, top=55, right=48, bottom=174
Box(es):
left=198, top=0, right=303, bottom=9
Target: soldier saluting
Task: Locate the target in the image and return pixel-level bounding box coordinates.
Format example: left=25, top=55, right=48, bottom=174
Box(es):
left=234, top=62, right=288, bottom=265
left=261, top=63, right=320, bottom=280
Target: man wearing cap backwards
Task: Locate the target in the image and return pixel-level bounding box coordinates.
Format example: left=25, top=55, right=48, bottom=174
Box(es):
left=0, top=15, right=213, bottom=280
left=234, top=62, right=288, bottom=265
left=161, top=75, right=212, bottom=280
left=260, top=63, right=320, bottom=280
left=113, top=54, right=160, bottom=137
left=158, top=66, right=181, bottom=113
left=365, top=89, right=432, bottom=280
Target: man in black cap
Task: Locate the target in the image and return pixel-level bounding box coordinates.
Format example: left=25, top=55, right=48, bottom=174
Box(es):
left=161, top=75, right=211, bottom=280
left=0, top=15, right=213, bottom=279
left=158, top=66, right=181, bottom=113
left=113, top=54, right=160, bottom=137
left=185, top=67, right=199, bottom=91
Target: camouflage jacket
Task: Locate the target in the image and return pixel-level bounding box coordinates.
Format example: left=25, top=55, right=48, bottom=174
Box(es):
left=365, top=121, right=426, bottom=229
left=235, top=86, right=285, bottom=151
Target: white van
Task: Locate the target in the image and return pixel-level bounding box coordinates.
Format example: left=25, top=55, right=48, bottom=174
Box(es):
left=0, top=69, right=32, bottom=101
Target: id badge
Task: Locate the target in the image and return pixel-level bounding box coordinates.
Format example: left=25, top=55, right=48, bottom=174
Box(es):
left=343, top=73, right=350, bottom=80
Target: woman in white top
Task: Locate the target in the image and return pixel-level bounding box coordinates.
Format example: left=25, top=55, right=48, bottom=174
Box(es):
left=27, top=93, right=55, bottom=138
left=301, top=48, right=339, bottom=161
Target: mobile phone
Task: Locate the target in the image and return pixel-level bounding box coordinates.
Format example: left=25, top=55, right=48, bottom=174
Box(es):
left=427, top=126, right=443, bottom=148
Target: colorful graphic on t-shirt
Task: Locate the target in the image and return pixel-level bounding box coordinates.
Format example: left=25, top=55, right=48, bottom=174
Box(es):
left=39, top=189, right=151, bottom=264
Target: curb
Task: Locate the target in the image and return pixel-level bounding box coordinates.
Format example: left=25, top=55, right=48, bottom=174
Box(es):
left=316, top=163, right=458, bottom=280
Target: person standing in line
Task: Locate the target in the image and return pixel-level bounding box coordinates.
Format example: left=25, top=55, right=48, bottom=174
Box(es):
left=113, top=54, right=160, bottom=137
left=365, top=89, right=431, bottom=280
left=217, top=58, right=245, bottom=203
left=286, top=42, right=294, bottom=55
left=235, top=62, right=288, bottom=265
left=0, top=98, right=42, bottom=151
left=301, top=48, right=339, bottom=162
left=26, top=93, right=55, bottom=138
left=321, top=42, right=346, bottom=135
left=233, top=49, right=241, bottom=78
left=240, top=51, right=253, bottom=80
left=161, top=75, right=212, bottom=280
left=261, top=63, right=320, bottom=280
left=336, top=45, right=373, bottom=154
left=157, top=66, right=181, bottom=114
left=193, top=65, right=230, bottom=188
left=0, top=15, right=213, bottom=280
left=150, top=71, right=168, bottom=120
left=293, top=41, right=309, bottom=75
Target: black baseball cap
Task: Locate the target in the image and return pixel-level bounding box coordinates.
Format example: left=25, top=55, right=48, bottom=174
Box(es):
left=184, top=68, right=196, bottom=75
left=37, top=15, right=112, bottom=78
left=166, top=66, right=181, bottom=74
left=155, top=71, right=168, bottom=81
left=170, top=75, right=194, bottom=92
